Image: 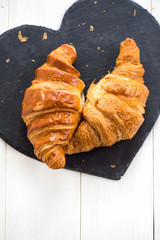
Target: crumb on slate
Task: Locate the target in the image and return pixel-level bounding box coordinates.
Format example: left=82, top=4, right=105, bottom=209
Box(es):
left=102, top=50, right=104, bottom=52
left=82, top=159, right=85, bottom=163
left=18, top=31, right=28, bottom=42
left=103, top=10, right=106, bottom=13
left=94, top=1, right=97, bottom=4
left=32, top=59, right=36, bottom=62
left=69, top=43, right=73, bottom=46
left=117, top=25, right=119, bottom=28
left=42, top=32, right=48, bottom=40
left=110, top=165, right=116, bottom=168
left=17, top=80, right=21, bottom=82
left=82, top=22, right=86, bottom=25
left=97, top=46, right=100, bottom=50
left=1, top=100, right=4, bottom=103
left=86, top=64, right=89, bottom=67
left=78, top=24, right=81, bottom=27
left=134, top=9, right=136, bottom=16
left=20, top=90, right=22, bottom=93
left=6, top=58, right=10, bottom=63
left=89, top=25, right=94, bottom=31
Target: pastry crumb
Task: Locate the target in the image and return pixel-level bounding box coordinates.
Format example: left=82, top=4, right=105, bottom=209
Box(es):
left=82, top=159, right=85, bottom=162
left=108, top=70, right=111, bottom=74
left=117, top=25, right=119, bottom=28
left=1, top=100, right=4, bottom=103
left=78, top=24, right=81, bottom=27
left=82, top=22, right=86, bottom=26
left=0, top=6, right=4, bottom=8
left=94, top=1, right=97, bottom=4
left=112, top=34, right=114, bottom=37
left=103, top=10, right=106, bottom=13
left=32, top=59, right=36, bottom=62
left=89, top=25, right=94, bottom=31
left=42, top=32, right=48, bottom=40
left=18, top=31, right=28, bottom=42
left=69, top=43, right=73, bottom=46
left=6, top=58, right=10, bottom=63
left=86, top=64, right=89, bottom=67
left=102, top=50, right=104, bottom=52
left=151, top=8, right=155, bottom=10
left=97, top=46, right=100, bottom=50
left=110, top=164, right=116, bottom=168
left=134, top=9, right=136, bottom=16
left=20, top=90, right=22, bottom=93
left=17, top=80, right=21, bottom=82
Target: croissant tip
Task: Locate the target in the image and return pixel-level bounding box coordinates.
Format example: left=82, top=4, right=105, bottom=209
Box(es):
left=121, top=38, right=137, bottom=48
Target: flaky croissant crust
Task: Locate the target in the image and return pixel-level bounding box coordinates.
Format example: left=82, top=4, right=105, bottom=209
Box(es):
left=22, top=44, right=85, bottom=169
left=65, top=38, right=149, bottom=155
left=22, top=38, right=149, bottom=169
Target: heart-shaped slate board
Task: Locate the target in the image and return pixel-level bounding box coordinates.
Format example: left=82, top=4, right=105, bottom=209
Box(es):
left=0, top=0, right=160, bottom=180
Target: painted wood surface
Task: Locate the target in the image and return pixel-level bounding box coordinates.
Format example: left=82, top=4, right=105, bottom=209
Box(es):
left=0, top=0, right=159, bottom=239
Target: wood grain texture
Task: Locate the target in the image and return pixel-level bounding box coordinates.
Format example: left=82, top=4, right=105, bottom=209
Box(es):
left=0, top=0, right=9, bottom=34
left=80, top=1, right=154, bottom=239
left=6, top=146, right=80, bottom=240
left=0, top=139, right=6, bottom=240
left=81, top=135, right=153, bottom=240
left=5, top=1, right=81, bottom=240
left=152, top=1, right=160, bottom=240
left=9, top=0, right=77, bottom=30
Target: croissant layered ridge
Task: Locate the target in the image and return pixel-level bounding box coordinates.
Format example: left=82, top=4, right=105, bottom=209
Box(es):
left=65, top=38, right=149, bottom=155
left=22, top=44, right=85, bottom=169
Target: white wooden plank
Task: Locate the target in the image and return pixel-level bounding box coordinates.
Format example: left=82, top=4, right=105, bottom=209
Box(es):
left=6, top=146, right=80, bottom=240
left=81, top=134, right=153, bottom=240
left=81, top=1, right=154, bottom=239
left=0, top=139, right=6, bottom=240
left=0, top=0, right=9, bottom=239
left=134, top=0, right=151, bottom=9
left=151, top=1, right=160, bottom=239
left=5, top=1, right=80, bottom=240
left=0, top=0, right=9, bottom=34
left=153, top=119, right=160, bottom=240
left=9, top=0, right=77, bottom=30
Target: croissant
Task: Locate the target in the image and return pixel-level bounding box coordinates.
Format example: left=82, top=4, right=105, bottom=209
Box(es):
left=65, top=38, right=149, bottom=154
left=21, top=44, right=85, bottom=169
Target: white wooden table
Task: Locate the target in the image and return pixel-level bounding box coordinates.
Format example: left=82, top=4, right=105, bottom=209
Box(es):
left=0, top=0, right=160, bottom=239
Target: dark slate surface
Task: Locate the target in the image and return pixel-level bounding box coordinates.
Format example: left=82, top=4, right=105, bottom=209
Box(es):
left=0, top=0, right=160, bottom=180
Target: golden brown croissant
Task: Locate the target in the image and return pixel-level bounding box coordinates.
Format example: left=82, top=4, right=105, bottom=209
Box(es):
left=21, top=44, right=85, bottom=169
left=65, top=38, right=149, bottom=154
